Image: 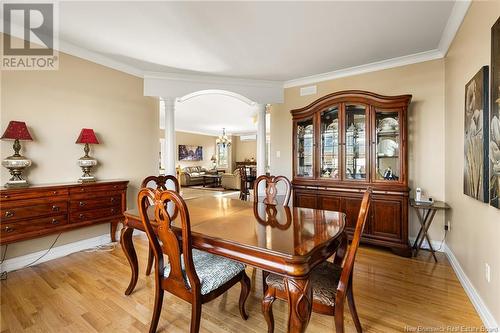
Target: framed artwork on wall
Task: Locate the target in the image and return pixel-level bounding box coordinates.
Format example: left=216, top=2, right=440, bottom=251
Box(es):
left=464, top=66, right=489, bottom=202
left=490, top=17, right=500, bottom=209
left=178, top=145, right=203, bottom=161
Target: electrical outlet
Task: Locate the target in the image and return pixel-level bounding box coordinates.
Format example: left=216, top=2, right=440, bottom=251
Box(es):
left=485, top=263, right=491, bottom=283
left=276, top=151, right=281, bottom=158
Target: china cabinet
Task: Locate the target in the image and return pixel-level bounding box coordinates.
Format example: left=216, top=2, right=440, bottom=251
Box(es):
left=292, top=90, right=412, bottom=256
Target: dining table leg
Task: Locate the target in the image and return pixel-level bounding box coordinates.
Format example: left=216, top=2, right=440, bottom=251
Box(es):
left=120, top=225, right=139, bottom=295
left=284, top=276, right=312, bottom=333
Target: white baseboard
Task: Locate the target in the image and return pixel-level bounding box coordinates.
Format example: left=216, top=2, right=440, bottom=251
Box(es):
left=444, top=243, right=499, bottom=330
left=1, top=234, right=112, bottom=273
left=408, top=236, right=445, bottom=252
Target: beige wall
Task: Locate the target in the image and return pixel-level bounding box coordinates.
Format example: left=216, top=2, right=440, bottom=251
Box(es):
left=234, top=137, right=257, bottom=162
left=270, top=59, right=446, bottom=242
left=0, top=45, right=159, bottom=259
left=175, top=131, right=216, bottom=170
left=445, top=1, right=500, bottom=323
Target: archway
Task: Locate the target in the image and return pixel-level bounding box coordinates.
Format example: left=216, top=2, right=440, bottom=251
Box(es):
left=159, top=89, right=268, bottom=183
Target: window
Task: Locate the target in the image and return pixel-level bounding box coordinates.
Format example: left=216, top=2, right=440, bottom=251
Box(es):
left=217, top=144, right=229, bottom=168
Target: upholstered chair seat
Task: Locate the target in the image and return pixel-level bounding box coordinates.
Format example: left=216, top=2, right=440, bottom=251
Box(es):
left=164, top=249, right=246, bottom=295
left=265, top=261, right=342, bottom=307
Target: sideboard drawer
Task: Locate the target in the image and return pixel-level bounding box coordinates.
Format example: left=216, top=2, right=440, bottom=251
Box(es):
left=70, top=206, right=121, bottom=223
left=70, top=190, right=124, bottom=201
left=1, top=201, right=68, bottom=222
left=1, top=214, right=68, bottom=239
left=70, top=195, right=121, bottom=211
left=69, top=183, right=127, bottom=195
left=1, top=188, right=69, bottom=201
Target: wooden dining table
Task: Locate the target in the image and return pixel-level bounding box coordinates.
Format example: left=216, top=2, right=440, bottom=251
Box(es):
left=121, top=196, right=346, bottom=333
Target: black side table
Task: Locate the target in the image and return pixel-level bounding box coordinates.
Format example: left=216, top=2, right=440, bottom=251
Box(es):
left=410, top=199, right=450, bottom=262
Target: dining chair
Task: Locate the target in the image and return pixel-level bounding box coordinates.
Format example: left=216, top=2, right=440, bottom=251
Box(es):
left=262, top=187, right=372, bottom=333
left=142, top=175, right=180, bottom=192
left=138, top=188, right=251, bottom=333
left=238, top=166, right=250, bottom=200
left=253, top=175, right=292, bottom=292
left=253, top=175, right=292, bottom=206
left=141, top=175, right=180, bottom=276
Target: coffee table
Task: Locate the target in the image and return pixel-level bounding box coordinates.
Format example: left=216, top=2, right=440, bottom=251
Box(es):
left=202, top=174, right=222, bottom=187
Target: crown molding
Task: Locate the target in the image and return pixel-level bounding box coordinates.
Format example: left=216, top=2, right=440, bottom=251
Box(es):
left=283, top=49, right=444, bottom=88
left=59, top=40, right=144, bottom=78
left=438, top=0, right=471, bottom=56
left=1, top=28, right=144, bottom=78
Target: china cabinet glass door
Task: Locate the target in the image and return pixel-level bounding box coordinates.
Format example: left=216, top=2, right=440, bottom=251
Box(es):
left=344, top=104, right=367, bottom=180
left=320, top=106, right=340, bottom=179
left=374, top=109, right=402, bottom=182
left=295, top=118, right=314, bottom=178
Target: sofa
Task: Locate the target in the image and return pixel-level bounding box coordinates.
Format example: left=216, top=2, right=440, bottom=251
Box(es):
left=221, top=168, right=242, bottom=190
left=179, top=166, right=213, bottom=186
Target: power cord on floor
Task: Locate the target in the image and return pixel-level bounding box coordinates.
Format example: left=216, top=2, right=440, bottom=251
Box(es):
left=83, top=242, right=117, bottom=253
left=0, top=233, right=62, bottom=281
left=434, top=229, right=448, bottom=252
left=0, top=245, right=9, bottom=280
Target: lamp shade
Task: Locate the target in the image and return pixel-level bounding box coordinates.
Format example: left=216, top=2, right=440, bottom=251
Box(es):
left=75, top=128, right=99, bottom=144
left=1, top=121, right=33, bottom=141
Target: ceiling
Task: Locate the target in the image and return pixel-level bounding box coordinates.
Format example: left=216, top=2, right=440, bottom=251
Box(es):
left=56, top=1, right=457, bottom=82
left=161, top=93, right=258, bottom=136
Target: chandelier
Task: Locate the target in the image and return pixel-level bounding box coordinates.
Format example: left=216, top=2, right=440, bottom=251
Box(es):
left=216, top=128, right=231, bottom=148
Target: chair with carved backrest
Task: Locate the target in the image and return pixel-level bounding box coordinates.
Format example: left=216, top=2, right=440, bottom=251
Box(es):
left=141, top=175, right=181, bottom=276
left=253, top=175, right=292, bottom=292
left=238, top=166, right=250, bottom=200
left=138, top=188, right=251, bottom=333
left=262, top=187, right=372, bottom=333
left=253, top=175, right=292, bottom=206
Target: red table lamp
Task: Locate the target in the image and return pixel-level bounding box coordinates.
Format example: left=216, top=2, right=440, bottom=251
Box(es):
left=1, top=121, right=33, bottom=187
left=76, top=128, right=99, bottom=182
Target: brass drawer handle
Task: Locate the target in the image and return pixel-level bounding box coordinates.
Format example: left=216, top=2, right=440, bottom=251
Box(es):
left=111, top=208, right=115, bottom=214
left=5, top=211, right=14, bottom=218
left=79, top=201, right=86, bottom=207
left=53, top=191, right=57, bottom=195
left=52, top=205, right=60, bottom=211
left=79, top=213, right=85, bottom=219
left=110, top=197, right=115, bottom=203
left=3, top=226, right=14, bottom=233
left=51, top=219, right=59, bottom=225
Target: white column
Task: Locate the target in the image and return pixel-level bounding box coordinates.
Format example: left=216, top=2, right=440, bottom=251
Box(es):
left=256, top=103, right=267, bottom=178
left=163, top=97, right=176, bottom=176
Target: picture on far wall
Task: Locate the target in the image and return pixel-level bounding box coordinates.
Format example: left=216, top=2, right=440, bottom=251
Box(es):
left=490, top=17, right=500, bottom=209
left=464, top=66, right=489, bottom=203
left=179, top=145, right=203, bottom=161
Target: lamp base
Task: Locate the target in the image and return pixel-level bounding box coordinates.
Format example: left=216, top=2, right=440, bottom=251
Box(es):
left=4, top=179, right=29, bottom=188
left=2, top=154, right=32, bottom=188
left=78, top=175, right=96, bottom=183
left=77, top=155, right=97, bottom=183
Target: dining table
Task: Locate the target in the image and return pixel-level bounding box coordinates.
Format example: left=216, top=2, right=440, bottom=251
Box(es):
left=121, top=196, right=346, bottom=333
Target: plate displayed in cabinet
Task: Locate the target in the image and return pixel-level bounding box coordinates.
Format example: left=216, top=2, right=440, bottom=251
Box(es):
left=378, top=117, right=399, bottom=131
left=377, top=139, right=399, bottom=157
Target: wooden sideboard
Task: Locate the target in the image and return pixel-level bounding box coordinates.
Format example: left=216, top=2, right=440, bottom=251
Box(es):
left=0, top=180, right=128, bottom=245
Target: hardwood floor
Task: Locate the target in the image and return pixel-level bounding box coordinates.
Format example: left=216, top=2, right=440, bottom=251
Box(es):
left=0, top=232, right=482, bottom=333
